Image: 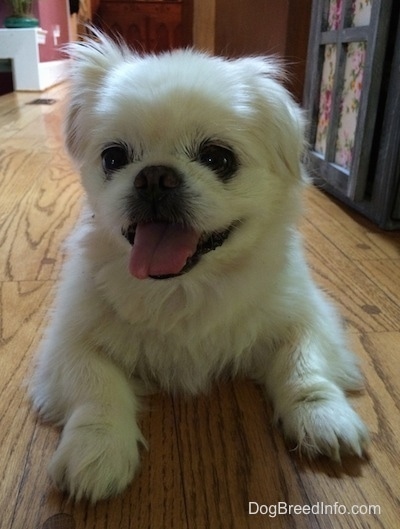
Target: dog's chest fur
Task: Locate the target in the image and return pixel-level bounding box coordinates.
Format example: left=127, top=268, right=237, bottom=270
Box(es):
left=93, top=284, right=266, bottom=393
left=73, top=218, right=289, bottom=393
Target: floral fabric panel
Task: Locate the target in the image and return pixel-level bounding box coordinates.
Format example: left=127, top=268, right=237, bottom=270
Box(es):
left=328, top=0, right=372, bottom=29
left=335, top=41, right=366, bottom=168
left=328, top=0, right=342, bottom=30
left=315, top=44, right=337, bottom=155
left=351, top=0, right=372, bottom=27
left=315, top=0, right=372, bottom=169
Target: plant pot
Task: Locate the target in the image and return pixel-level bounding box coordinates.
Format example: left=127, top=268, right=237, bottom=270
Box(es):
left=4, top=15, right=39, bottom=28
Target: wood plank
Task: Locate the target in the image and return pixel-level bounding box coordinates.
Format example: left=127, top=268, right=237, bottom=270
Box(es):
left=302, top=188, right=400, bottom=261
left=9, top=394, right=188, bottom=529
left=0, top=148, right=81, bottom=282
left=173, top=374, right=399, bottom=529
left=301, top=217, right=400, bottom=333
left=173, top=381, right=312, bottom=529
left=0, top=280, right=56, bottom=529
left=352, top=259, right=400, bottom=312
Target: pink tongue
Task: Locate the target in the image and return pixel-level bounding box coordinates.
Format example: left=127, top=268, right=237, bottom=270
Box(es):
left=129, top=222, right=200, bottom=279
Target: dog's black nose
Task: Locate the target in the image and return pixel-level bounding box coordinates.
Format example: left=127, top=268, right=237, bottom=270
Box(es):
left=127, top=165, right=188, bottom=224
left=134, top=166, right=181, bottom=199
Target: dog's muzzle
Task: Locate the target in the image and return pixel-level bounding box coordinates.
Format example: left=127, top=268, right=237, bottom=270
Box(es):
left=122, top=166, right=237, bottom=280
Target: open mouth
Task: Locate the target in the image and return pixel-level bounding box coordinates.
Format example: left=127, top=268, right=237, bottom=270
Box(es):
left=122, top=221, right=236, bottom=280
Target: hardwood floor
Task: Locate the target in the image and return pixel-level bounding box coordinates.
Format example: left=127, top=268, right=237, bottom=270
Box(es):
left=1, top=85, right=399, bottom=529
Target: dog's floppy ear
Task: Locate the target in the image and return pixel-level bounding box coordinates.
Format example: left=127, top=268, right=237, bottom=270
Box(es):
left=234, top=57, right=307, bottom=183
left=64, top=29, right=130, bottom=163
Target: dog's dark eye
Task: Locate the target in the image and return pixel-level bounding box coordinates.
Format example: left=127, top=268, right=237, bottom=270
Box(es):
left=101, top=145, right=129, bottom=175
left=198, top=144, right=238, bottom=180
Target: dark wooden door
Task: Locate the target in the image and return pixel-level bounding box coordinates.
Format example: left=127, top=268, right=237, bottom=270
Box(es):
left=96, top=0, right=192, bottom=53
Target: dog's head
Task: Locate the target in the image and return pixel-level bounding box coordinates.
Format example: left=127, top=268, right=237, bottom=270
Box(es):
left=65, top=32, right=306, bottom=281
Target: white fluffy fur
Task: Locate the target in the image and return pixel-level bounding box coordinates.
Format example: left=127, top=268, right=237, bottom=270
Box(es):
left=31, top=32, right=368, bottom=501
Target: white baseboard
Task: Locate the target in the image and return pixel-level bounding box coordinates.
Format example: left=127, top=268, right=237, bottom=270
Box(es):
left=37, top=59, right=69, bottom=91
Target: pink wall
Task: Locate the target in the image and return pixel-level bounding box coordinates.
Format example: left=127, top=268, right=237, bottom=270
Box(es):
left=0, top=0, right=70, bottom=62
left=36, top=0, right=70, bottom=62
left=0, top=2, right=13, bottom=22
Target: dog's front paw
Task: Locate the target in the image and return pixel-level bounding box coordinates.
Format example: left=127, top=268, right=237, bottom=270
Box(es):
left=280, top=396, right=369, bottom=461
left=49, top=407, right=143, bottom=501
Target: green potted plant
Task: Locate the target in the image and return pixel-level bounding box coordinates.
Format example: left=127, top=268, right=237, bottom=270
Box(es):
left=4, top=0, right=39, bottom=28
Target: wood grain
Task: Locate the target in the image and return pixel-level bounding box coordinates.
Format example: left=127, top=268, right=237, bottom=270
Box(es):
left=0, top=85, right=399, bottom=529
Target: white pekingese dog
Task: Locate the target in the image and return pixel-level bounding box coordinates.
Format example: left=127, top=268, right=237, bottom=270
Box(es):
left=31, top=32, right=368, bottom=501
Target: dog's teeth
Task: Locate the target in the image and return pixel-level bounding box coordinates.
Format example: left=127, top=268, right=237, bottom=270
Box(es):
left=122, top=224, right=137, bottom=245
